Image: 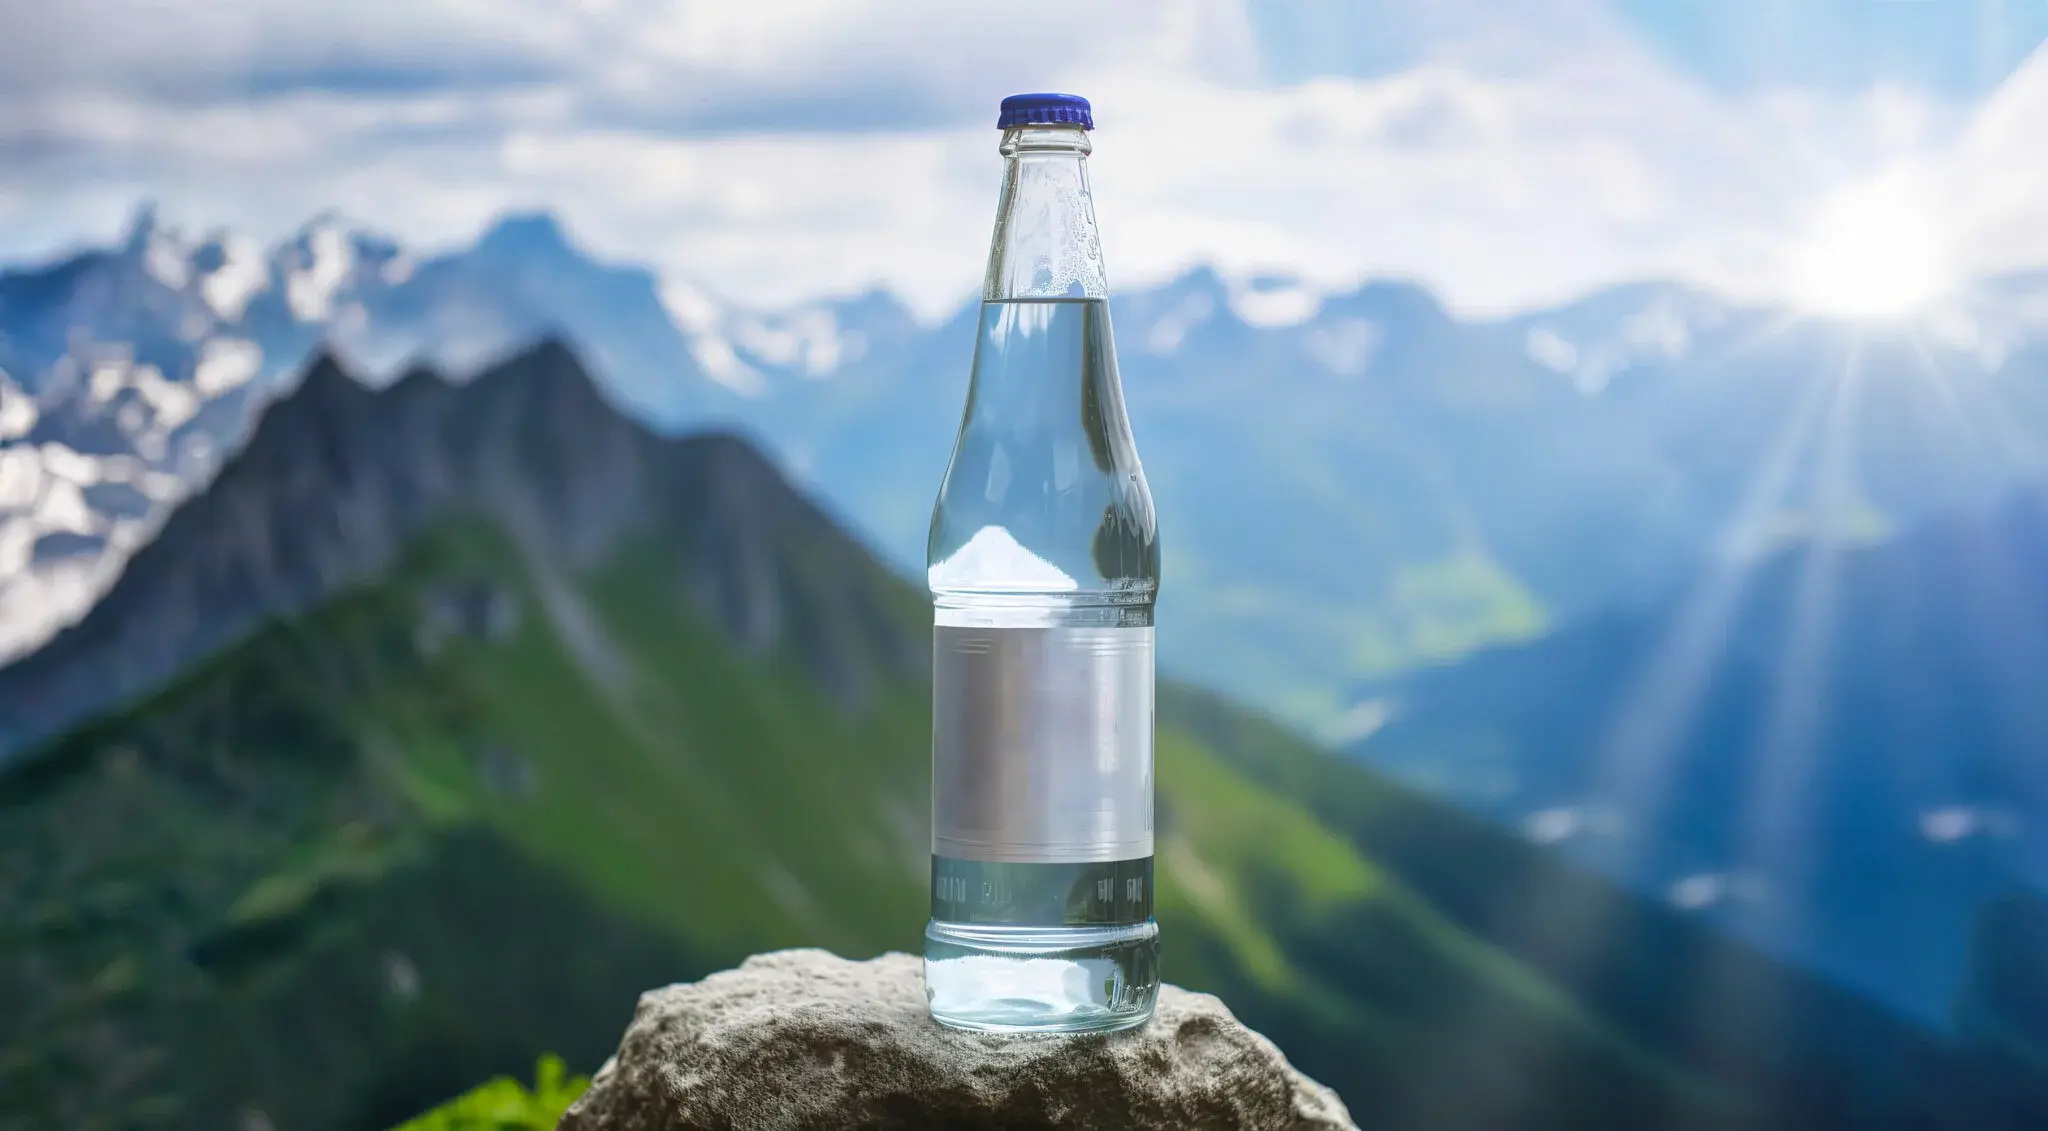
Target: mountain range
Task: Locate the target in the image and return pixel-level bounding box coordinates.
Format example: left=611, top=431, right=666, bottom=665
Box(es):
left=9, top=208, right=2048, bottom=737
left=3, top=205, right=2047, bottom=1040
left=1347, top=484, right=2048, bottom=1023
left=1, top=343, right=2035, bottom=1130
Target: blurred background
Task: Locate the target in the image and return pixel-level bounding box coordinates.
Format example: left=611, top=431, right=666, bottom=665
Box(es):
left=1, top=1, right=2045, bottom=1128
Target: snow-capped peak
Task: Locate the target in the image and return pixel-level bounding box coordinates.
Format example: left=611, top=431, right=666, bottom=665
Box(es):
left=658, top=275, right=763, bottom=395
left=659, top=276, right=724, bottom=335
left=732, top=305, right=868, bottom=378
left=1520, top=283, right=1733, bottom=393
left=121, top=203, right=195, bottom=292
left=1227, top=273, right=1324, bottom=328
left=1145, top=288, right=1217, bottom=355
left=197, top=234, right=270, bottom=322
left=284, top=222, right=356, bottom=322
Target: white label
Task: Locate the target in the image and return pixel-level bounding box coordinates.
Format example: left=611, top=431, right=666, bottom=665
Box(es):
left=932, top=625, right=1154, bottom=863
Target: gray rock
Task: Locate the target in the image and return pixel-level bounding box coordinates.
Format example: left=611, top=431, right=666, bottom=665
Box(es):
left=560, top=948, right=1358, bottom=1131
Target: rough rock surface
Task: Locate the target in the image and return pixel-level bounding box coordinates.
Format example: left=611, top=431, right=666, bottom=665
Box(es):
left=560, top=948, right=1358, bottom=1130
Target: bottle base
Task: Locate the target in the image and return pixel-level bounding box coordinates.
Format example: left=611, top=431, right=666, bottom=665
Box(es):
left=923, top=919, right=1159, bottom=1034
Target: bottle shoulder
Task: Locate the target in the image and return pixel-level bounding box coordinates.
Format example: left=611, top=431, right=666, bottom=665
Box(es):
left=929, top=298, right=1155, bottom=598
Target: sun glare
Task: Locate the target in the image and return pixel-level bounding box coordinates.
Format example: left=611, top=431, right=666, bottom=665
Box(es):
left=1787, top=182, right=1955, bottom=321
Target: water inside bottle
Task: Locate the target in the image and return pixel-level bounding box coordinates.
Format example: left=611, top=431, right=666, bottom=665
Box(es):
left=924, top=297, right=1159, bottom=1033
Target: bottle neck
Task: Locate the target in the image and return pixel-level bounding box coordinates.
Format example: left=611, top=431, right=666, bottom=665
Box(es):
left=983, top=126, right=1109, bottom=302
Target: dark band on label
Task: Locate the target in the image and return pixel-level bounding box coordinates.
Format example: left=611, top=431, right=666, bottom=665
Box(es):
left=929, top=855, right=1154, bottom=927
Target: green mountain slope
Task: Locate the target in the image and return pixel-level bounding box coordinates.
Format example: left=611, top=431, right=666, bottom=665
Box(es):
left=0, top=515, right=1709, bottom=1130
left=0, top=345, right=1974, bottom=1131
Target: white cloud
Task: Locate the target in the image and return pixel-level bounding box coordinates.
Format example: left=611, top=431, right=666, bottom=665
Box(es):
left=1920, top=49, right=2048, bottom=280
left=0, top=0, right=2029, bottom=322
left=495, top=126, right=989, bottom=317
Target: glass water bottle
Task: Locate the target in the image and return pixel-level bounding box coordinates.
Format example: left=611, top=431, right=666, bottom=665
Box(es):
left=923, top=93, right=1161, bottom=1034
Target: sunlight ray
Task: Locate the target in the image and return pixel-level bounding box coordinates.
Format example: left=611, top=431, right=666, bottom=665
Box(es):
left=1671, top=337, right=1866, bottom=1067
left=1585, top=343, right=1843, bottom=845
left=1740, top=338, right=1863, bottom=883
left=1399, top=335, right=1851, bottom=1129
left=1907, top=330, right=2048, bottom=477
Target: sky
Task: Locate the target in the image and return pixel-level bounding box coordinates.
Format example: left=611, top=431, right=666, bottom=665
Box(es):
left=2, top=0, right=2047, bottom=320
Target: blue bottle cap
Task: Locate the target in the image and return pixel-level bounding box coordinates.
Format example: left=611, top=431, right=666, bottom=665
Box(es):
left=998, top=93, right=1093, bottom=130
